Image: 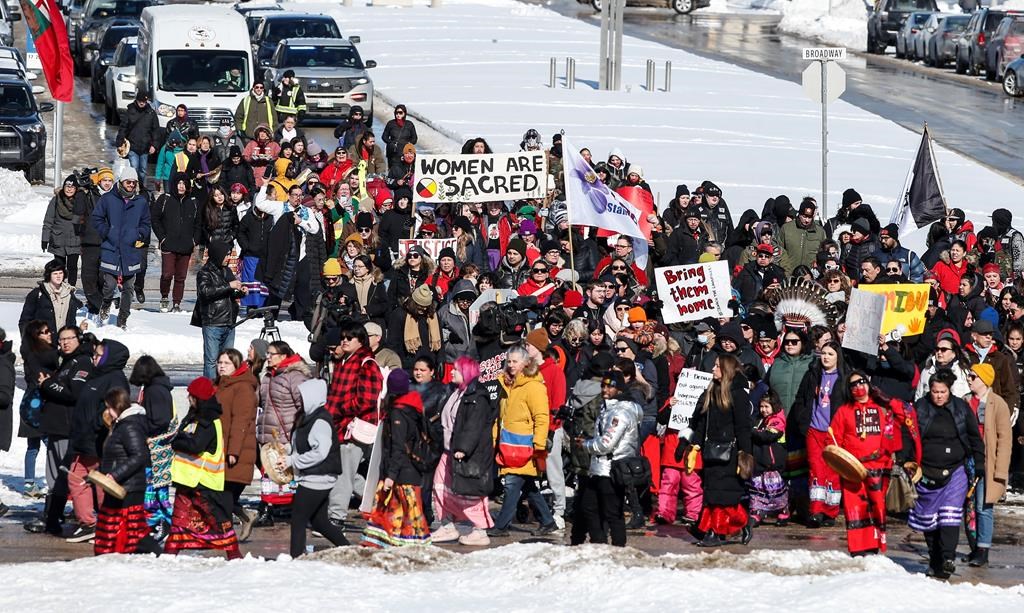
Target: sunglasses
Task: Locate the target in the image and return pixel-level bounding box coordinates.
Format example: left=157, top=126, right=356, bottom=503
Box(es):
left=615, top=244, right=630, bottom=249
left=828, top=278, right=842, bottom=284
left=783, top=338, right=800, bottom=346
left=887, top=268, right=900, bottom=274
left=849, top=379, right=868, bottom=387
left=967, top=373, right=978, bottom=381
left=935, top=346, right=953, bottom=353
left=359, top=228, right=372, bottom=233
left=532, top=268, right=548, bottom=273
left=407, top=254, right=421, bottom=259
left=615, top=346, right=629, bottom=353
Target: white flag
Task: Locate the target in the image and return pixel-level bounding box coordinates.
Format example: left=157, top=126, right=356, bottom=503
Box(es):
left=563, top=138, right=648, bottom=267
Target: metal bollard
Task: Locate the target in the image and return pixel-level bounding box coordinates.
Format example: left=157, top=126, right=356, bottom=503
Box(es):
left=566, top=57, right=576, bottom=89
left=664, top=60, right=672, bottom=92
left=646, top=59, right=655, bottom=91
left=550, top=57, right=557, bottom=88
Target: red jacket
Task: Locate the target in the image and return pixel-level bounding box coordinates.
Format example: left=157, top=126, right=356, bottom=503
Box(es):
left=830, top=398, right=901, bottom=470
left=517, top=278, right=556, bottom=304
left=325, top=346, right=384, bottom=440
left=931, top=258, right=968, bottom=296
left=539, top=357, right=566, bottom=431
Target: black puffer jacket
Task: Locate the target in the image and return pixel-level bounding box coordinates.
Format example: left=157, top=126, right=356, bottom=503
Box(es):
left=39, top=346, right=93, bottom=438
left=99, top=406, right=151, bottom=494
left=152, top=189, right=199, bottom=255
left=198, top=204, right=239, bottom=248
left=141, top=375, right=174, bottom=436
left=0, top=341, right=15, bottom=452
left=237, top=206, right=272, bottom=259
left=116, top=103, right=161, bottom=155
left=71, top=340, right=130, bottom=457
left=192, top=260, right=239, bottom=328
left=381, top=118, right=418, bottom=163
left=380, top=393, right=425, bottom=486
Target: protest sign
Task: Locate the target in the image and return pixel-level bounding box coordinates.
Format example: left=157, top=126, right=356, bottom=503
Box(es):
left=397, top=238, right=458, bottom=260
left=415, top=152, right=547, bottom=203
left=669, top=369, right=714, bottom=435
left=856, top=283, right=930, bottom=336
left=654, top=261, right=733, bottom=324
left=842, top=288, right=886, bottom=354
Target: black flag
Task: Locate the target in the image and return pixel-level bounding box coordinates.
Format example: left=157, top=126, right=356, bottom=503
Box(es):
left=894, top=126, right=946, bottom=231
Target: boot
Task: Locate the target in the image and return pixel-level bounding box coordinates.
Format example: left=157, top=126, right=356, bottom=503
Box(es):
left=254, top=502, right=274, bottom=527
left=696, top=530, right=724, bottom=548
left=160, top=299, right=169, bottom=313
left=99, top=303, right=111, bottom=325
left=236, top=509, right=256, bottom=543
left=969, top=548, right=989, bottom=567
left=740, top=524, right=754, bottom=545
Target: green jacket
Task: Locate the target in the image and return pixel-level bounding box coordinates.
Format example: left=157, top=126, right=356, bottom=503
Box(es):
left=768, top=352, right=813, bottom=416
left=779, top=219, right=825, bottom=272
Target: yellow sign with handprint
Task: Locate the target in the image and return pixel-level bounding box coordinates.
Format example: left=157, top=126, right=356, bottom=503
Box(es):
left=857, top=283, right=930, bottom=337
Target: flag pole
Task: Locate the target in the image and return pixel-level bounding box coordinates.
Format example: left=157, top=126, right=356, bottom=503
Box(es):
left=53, top=100, right=64, bottom=188
left=566, top=193, right=578, bottom=292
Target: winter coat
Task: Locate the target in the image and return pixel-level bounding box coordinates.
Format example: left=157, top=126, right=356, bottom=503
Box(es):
left=843, top=237, right=882, bottom=279
left=79, top=187, right=105, bottom=247
left=258, top=356, right=312, bottom=446
left=348, top=143, right=387, bottom=176
left=42, top=191, right=86, bottom=256
left=879, top=242, right=926, bottom=283
left=219, top=158, right=257, bottom=196
left=778, top=218, right=825, bottom=272
left=116, top=103, right=161, bottom=155
left=791, top=362, right=850, bottom=437
left=234, top=95, right=277, bottom=140
left=192, top=260, right=239, bottom=328
left=438, top=300, right=476, bottom=364
left=965, top=343, right=1019, bottom=411
left=99, top=405, right=150, bottom=494
left=932, top=256, right=969, bottom=296
left=0, top=341, right=14, bottom=452
left=699, top=200, right=734, bottom=245
left=38, top=347, right=92, bottom=438
left=19, top=344, right=58, bottom=439
left=584, top=396, right=643, bottom=478
left=197, top=204, right=239, bottom=248
left=381, top=393, right=425, bottom=486
left=664, top=226, right=706, bottom=266
left=237, top=207, right=273, bottom=259
left=971, top=391, right=1013, bottom=504
left=216, top=365, right=259, bottom=485
left=914, top=395, right=985, bottom=475
left=164, top=116, right=200, bottom=144
left=847, top=345, right=916, bottom=403
left=71, top=340, right=130, bottom=458
left=379, top=209, right=415, bottom=253
left=139, top=375, right=174, bottom=437
left=381, top=118, right=418, bottom=163
left=448, top=380, right=498, bottom=497
left=496, top=371, right=549, bottom=477
left=92, top=187, right=151, bottom=277
left=171, top=398, right=224, bottom=490
left=689, top=381, right=753, bottom=506
left=566, top=378, right=604, bottom=475
left=19, top=282, right=82, bottom=340
left=751, top=411, right=787, bottom=473
left=151, top=190, right=199, bottom=255
left=734, top=261, right=785, bottom=308
left=767, top=352, right=813, bottom=416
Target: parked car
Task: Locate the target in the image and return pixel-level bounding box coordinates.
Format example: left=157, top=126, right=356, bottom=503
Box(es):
left=251, top=12, right=342, bottom=65
left=0, top=46, right=35, bottom=81
left=587, top=0, right=711, bottom=15
left=868, top=0, right=940, bottom=54
left=925, top=14, right=971, bottom=68
left=983, top=15, right=1024, bottom=81
left=954, top=7, right=1021, bottom=76
left=73, top=0, right=153, bottom=75
left=1002, top=55, right=1024, bottom=96
left=233, top=1, right=283, bottom=36
left=1, top=0, right=20, bottom=48
left=262, top=37, right=375, bottom=122
left=0, top=76, right=54, bottom=183
left=102, top=36, right=137, bottom=125
left=896, top=11, right=935, bottom=60
left=88, top=21, right=139, bottom=103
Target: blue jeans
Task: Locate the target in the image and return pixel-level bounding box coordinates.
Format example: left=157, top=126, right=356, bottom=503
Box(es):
left=202, top=326, right=236, bottom=379
left=974, top=477, right=995, bottom=548
left=25, top=436, right=41, bottom=482
left=492, top=474, right=554, bottom=530
left=127, top=151, right=149, bottom=183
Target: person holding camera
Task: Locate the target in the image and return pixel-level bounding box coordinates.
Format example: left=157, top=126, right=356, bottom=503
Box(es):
left=192, top=241, right=243, bottom=379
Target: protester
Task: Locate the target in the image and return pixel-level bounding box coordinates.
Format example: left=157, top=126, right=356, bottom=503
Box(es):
left=92, top=167, right=150, bottom=328
left=42, top=177, right=86, bottom=285
left=193, top=241, right=243, bottom=378
left=17, top=320, right=57, bottom=498
left=0, top=327, right=13, bottom=518
left=215, top=349, right=260, bottom=542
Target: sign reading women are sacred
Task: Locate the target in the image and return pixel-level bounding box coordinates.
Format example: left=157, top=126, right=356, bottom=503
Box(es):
left=415, top=152, right=548, bottom=203
left=654, top=261, right=733, bottom=324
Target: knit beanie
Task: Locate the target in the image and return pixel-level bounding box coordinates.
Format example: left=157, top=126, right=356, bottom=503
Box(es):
left=525, top=328, right=550, bottom=352
left=187, top=377, right=217, bottom=401
left=249, top=339, right=269, bottom=360
left=971, top=363, right=995, bottom=388
left=387, top=369, right=411, bottom=395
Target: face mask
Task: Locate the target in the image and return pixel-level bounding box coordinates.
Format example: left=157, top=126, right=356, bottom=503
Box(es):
left=851, top=385, right=869, bottom=400
left=217, top=126, right=231, bottom=138
left=697, top=334, right=709, bottom=345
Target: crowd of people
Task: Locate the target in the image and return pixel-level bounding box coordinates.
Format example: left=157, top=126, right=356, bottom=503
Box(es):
left=0, top=105, right=1022, bottom=580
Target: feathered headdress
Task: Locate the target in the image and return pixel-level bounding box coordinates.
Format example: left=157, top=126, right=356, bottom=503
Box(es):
left=763, top=278, right=838, bottom=331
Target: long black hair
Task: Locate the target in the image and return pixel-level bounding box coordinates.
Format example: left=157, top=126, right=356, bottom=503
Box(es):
left=129, top=355, right=166, bottom=387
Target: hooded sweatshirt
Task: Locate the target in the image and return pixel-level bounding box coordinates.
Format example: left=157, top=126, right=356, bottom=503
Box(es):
left=289, top=379, right=339, bottom=489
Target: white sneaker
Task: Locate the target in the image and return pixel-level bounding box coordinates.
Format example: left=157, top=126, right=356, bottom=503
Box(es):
left=458, top=528, right=490, bottom=547
left=554, top=515, right=565, bottom=531
left=431, top=522, right=460, bottom=543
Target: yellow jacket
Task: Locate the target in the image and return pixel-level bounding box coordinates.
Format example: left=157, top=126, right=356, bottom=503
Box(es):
left=496, top=371, right=549, bottom=476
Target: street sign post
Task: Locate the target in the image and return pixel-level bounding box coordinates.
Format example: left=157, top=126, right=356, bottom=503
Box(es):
left=801, top=47, right=847, bottom=219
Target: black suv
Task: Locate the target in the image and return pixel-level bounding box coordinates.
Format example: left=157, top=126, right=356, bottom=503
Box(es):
left=251, top=13, right=342, bottom=65
left=955, top=8, right=1022, bottom=75
left=72, top=0, right=153, bottom=75
left=0, top=76, right=54, bottom=183
left=867, top=0, right=939, bottom=54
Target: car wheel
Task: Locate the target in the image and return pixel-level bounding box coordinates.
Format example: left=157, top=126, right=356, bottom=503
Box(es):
left=896, top=39, right=905, bottom=59
left=955, top=50, right=967, bottom=74
left=90, top=79, right=100, bottom=103
left=986, top=63, right=997, bottom=81
left=968, top=52, right=979, bottom=76
left=591, top=0, right=602, bottom=11
left=1004, top=70, right=1022, bottom=96
left=26, top=157, right=45, bottom=184
left=671, top=0, right=694, bottom=15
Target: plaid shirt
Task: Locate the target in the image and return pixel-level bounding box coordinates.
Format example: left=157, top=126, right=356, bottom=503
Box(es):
left=326, top=346, right=383, bottom=441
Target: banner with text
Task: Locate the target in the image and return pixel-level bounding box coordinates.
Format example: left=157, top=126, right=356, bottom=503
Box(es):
left=669, top=369, right=714, bottom=435
left=414, top=152, right=547, bottom=203
left=856, top=283, right=930, bottom=336
left=398, top=238, right=458, bottom=261
left=654, top=261, right=733, bottom=324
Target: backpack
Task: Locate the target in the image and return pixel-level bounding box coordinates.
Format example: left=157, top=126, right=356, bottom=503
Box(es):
left=406, top=406, right=442, bottom=474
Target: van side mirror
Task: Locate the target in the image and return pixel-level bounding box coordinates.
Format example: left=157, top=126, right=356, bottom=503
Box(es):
left=32, top=85, right=45, bottom=96
left=39, top=102, right=55, bottom=112
left=11, top=11, right=22, bottom=21
left=349, top=36, right=361, bottom=44
left=365, top=60, right=376, bottom=69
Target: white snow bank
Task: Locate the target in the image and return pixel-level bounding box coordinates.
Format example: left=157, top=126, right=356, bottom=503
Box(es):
left=0, top=169, right=56, bottom=275
left=0, top=544, right=1020, bottom=611
left=778, top=0, right=962, bottom=50
left=0, top=302, right=312, bottom=365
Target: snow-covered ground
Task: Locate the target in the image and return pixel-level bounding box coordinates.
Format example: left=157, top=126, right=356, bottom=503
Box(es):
left=0, top=543, right=1021, bottom=611
left=0, top=169, right=59, bottom=275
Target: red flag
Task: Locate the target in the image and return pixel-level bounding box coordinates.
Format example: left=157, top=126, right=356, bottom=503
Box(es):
left=595, top=185, right=655, bottom=239
left=19, top=0, right=74, bottom=103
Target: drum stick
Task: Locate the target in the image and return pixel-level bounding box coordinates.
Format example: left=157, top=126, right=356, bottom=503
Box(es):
left=827, top=426, right=839, bottom=446
left=59, top=465, right=88, bottom=485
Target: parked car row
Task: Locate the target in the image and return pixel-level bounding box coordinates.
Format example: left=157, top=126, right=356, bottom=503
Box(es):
left=868, top=1, right=1024, bottom=98
left=0, top=45, right=54, bottom=183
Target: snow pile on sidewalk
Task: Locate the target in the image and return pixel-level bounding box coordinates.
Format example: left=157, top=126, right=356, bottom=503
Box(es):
left=307, top=0, right=1024, bottom=231
left=0, top=169, right=55, bottom=275
left=0, top=543, right=1021, bottom=610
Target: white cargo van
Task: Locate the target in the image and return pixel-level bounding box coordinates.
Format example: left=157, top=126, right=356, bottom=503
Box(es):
left=137, top=5, right=253, bottom=133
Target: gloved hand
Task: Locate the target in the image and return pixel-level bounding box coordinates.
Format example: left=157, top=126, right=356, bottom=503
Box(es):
left=41, top=241, right=48, bottom=252
left=674, top=443, right=690, bottom=463
left=533, top=449, right=548, bottom=473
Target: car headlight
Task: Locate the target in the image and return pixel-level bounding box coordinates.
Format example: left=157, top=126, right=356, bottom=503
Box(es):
left=81, top=33, right=93, bottom=44
left=157, top=103, right=175, bottom=118
left=99, top=59, right=108, bottom=67
left=117, top=73, right=136, bottom=83
left=351, top=77, right=368, bottom=85
left=23, top=123, right=45, bottom=134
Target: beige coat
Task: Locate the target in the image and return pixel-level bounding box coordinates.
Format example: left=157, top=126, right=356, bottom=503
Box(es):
left=981, top=391, right=1013, bottom=504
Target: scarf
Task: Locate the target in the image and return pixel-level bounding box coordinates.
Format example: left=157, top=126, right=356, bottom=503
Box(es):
left=352, top=275, right=373, bottom=309
left=360, top=145, right=371, bottom=161
left=404, top=310, right=442, bottom=354
left=271, top=353, right=301, bottom=376
left=43, top=282, right=72, bottom=332
left=56, top=192, right=76, bottom=220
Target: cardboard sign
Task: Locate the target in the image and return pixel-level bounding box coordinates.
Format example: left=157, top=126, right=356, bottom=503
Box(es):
left=669, top=369, right=714, bottom=435
left=842, top=288, right=887, bottom=355
left=654, top=261, right=733, bottom=324
left=856, top=283, right=930, bottom=336
left=415, top=152, right=547, bottom=203
left=397, top=238, right=458, bottom=261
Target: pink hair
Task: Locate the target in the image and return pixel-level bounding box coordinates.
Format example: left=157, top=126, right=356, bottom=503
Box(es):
left=453, top=356, right=480, bottom=391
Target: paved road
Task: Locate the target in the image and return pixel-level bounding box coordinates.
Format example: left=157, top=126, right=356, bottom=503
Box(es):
left=530, top=2, right=1024, bottom=183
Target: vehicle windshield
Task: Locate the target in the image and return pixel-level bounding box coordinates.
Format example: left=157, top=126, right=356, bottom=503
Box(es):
left=986, top=13, right=1007, bottom=30
left=0, top=85, right=33, bottom=117
left=281, top=45, right=362, bottom=69
left=892, top=0, right=933, bottom=11
left=117, top=44, right=138, bottom=66
left=265, top=19, right=340, bottom=44
left=157, top=50, right=249, bottom=92
left=102, top=27, right=138, bottom=52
